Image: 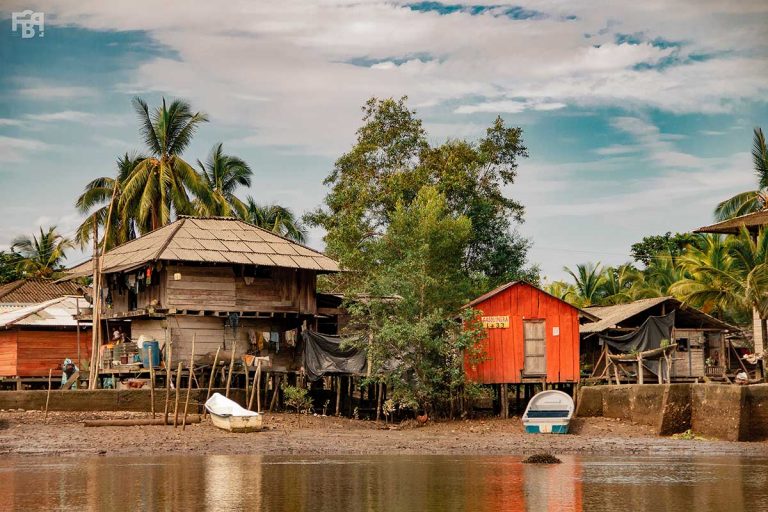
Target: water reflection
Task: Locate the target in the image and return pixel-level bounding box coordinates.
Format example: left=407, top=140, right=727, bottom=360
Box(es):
left=1, top=454, right=767, bottom=512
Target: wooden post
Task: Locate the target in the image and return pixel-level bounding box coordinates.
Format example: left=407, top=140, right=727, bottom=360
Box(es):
left=182, top=335, right=196, bottom=430
left=335, top=376, right=341, bottom=416
left=500, top=384, right=508, bottom=419
left=613, top=361, right=621, bottom=385
left=148, top=346, right=156, bottom=418
left=376, top=382, right=383, bottom=422
left=225, top=344, right=237, bottom=399
left=248, top=359, right=261, bottom=412
left=88, top=222, right=100, bottom=390
left=637, top=353, right=644, bottom=385
left=44, top=369, right=53, bottom=423
left=173, top=362, right=182, bottom=428
left=204, top=347, right=221, bottom=418
left=269, top=373, right=281, bottom=412
left=164, top=339, right=172, bottom=425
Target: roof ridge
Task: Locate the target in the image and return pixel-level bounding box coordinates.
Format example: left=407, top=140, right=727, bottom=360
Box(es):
left=0, top=279, right=27, bottom=300
left=153, top=216, right=187, bottom=262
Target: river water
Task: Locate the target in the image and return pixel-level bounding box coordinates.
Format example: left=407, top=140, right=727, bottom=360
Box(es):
left=1, top=454, right=767, bottom=511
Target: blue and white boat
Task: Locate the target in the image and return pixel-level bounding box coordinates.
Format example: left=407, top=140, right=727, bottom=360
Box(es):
left=522, top=390, right=574, bottom=434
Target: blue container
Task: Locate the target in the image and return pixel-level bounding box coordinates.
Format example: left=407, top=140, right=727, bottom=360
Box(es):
left=141, top=340, right=161, bottom=368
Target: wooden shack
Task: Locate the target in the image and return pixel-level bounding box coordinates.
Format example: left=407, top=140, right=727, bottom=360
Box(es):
left=463, top=282, right=594, bottom=416
left=580, top=297, right=738, bottom=382
left=0, top=296, right=91, bottom=384
left=66, top=216, right=340, bottom=374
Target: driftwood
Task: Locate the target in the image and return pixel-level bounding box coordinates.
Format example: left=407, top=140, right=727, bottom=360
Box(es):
left=83, top=416, right=201, bottom=427
left=203, top=347, right=221, bottom=419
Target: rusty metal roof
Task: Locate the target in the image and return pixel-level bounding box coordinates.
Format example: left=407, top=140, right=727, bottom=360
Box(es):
left=66, top=216, right=340, bottom=276
left=581, top=296, right=735, bottom=334
left=0, top=278, right=83, bottom=305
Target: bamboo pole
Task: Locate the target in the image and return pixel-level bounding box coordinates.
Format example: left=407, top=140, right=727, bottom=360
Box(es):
left=248, top=359, right=260, bottom=411
left=164, top=338, right=172, bottom=425
left=376, top=381, right=383, bottom=422
left=148, top=346, right=156, bottom=418
left=182, top=334, right=196, bottom=430
left=203, top=347, right=221, bottom=419
left=225, top=348, right=237, bottom=399
left=44, top=369, right=53, bottom=423
left=335, top=376, right=341, bottom=416
left=84, top=416, right=201, bottom=427
left=173, top=362, right=182, bottom=428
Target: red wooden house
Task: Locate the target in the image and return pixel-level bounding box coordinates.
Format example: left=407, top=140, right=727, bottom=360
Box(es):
left=464, top=281, right=594, bottom=386
left=0, top=296, right=91, bottom=382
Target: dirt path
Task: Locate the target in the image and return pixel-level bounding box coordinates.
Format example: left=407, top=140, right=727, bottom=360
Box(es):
left=1, top=410, right=766, bottom=457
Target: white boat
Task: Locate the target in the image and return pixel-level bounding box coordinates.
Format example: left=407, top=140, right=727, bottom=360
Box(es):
left=522, top=390, right=574, bottom=434
left=205, top=392, right=263, bottom=433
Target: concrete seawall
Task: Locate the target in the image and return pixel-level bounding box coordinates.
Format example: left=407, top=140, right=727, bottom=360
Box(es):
left=577, top=383, right=768, bottom=441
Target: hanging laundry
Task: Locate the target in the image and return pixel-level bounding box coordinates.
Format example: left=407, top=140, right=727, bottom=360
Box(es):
left=146, top=267, right=152, bottom=285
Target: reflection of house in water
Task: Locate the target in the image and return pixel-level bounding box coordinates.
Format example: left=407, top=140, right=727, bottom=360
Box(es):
left=66, top=216, right=341, bottom=376
left=580, top=297, right=743, bottom=383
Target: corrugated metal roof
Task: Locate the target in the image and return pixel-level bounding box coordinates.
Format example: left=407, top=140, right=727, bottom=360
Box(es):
left=580, top=296, right=736, bottom=333
left=0, top=296, right=90, bottom=328
left=580, top=297, right=670, bottom=333
left=66, top=216, right=340, bottom=276
left=0, top=278, right=82, bottom=305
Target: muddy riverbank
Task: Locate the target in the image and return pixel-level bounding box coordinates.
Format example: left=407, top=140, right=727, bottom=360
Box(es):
left=2, top=410, right=766, bottom=457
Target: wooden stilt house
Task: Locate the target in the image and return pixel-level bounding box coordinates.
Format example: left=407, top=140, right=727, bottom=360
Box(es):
left=66, top=216, right=340, bottom=374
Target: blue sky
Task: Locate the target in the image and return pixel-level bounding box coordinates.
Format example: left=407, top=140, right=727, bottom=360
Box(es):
left=1, top=1, right=767, bottom=280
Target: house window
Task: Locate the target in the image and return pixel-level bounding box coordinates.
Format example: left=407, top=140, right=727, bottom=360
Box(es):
left=677, top=338, right=689, bottom=352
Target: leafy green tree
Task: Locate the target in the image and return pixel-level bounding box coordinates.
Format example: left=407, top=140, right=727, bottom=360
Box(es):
left=11, top=226, right=73, bottom=278
left=307, top=97, right=536, bottom=293
left=345, top=187, right=479, bottom=413
left=246, top=199, right=307, bottom=243
left=714, top=127, right=768, bottom=220
left=598, top=264, right=647, bottom=305
left=630, top=232, right=701, bottom=266
left=194, top=143, right=252, bottom=218
left=0, top=251, right=23, bottom=284
left=120, top=97, right=209, bottom=232
left=75, top=153, right=145, bottom=250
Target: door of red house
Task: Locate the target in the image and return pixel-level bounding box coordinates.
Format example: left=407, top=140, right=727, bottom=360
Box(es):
left=523, top=320, right=546, bottom=376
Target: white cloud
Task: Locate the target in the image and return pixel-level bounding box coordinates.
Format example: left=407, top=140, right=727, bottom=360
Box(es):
left=17, top=85, right=98, bottom=99
left=0, top=136, right=51, bottom=163
left=25, top=111, right=95, bottom=122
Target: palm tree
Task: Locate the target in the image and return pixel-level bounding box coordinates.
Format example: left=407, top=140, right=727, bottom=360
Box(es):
left=11, top=226, right=74, bottom=278
left=245, top=198, right=307, bottom=242
left=670, top=230, right=761, bottom=326
left=564, top=262, right=603, bottom=307
left=598, top=264, right=646, bottom=305
left=75, top=153, right=145, bottom=250
left=120, top=97, right=209, bottom=232
left=193, top=143, right=252, bottom=218
left=714, top=128, right=768, bottom=220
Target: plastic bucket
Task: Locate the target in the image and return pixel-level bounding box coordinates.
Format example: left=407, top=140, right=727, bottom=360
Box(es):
left=141, top=340, right=161, bottom=368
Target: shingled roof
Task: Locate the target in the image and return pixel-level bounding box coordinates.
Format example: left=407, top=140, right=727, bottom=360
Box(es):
left=67, top=216, right=340, bottom=276
left=0, top=278, right=83, bottom=305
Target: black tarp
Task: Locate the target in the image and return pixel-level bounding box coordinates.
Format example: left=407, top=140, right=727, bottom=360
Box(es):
left=302, top=330, right=368, bottom=381
left=599, top=310, right=675, bottom=353
left=600, top=311, right=675, bottom=378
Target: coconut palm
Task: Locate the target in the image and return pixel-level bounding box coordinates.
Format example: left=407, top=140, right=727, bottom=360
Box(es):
left=246, top=198, right=307, bottom=243
left=563, top=262, right=603, bottom=307
left=193, top=143, right=252, bottom=218
left=714, top=128, right=768, bottom=220
left=598, top=264, right=647, bottom=305
left=74, top=153, right=145, bottom=250
left=120, top=97, right=209, bottom=232
left=11, top=226, right=74, bottom=278
left=670, top=230, right=760, bottom=325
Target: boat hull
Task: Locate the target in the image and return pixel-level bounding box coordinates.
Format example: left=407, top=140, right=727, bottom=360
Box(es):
left=522, top=390, right=574, bottom=435
left=209, top=412, right=263, bottom=433
left=523, top=421, right=569, bottom=434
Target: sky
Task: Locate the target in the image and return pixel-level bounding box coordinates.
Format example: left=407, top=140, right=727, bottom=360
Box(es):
left=0, top=1, right=766, bottom=281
